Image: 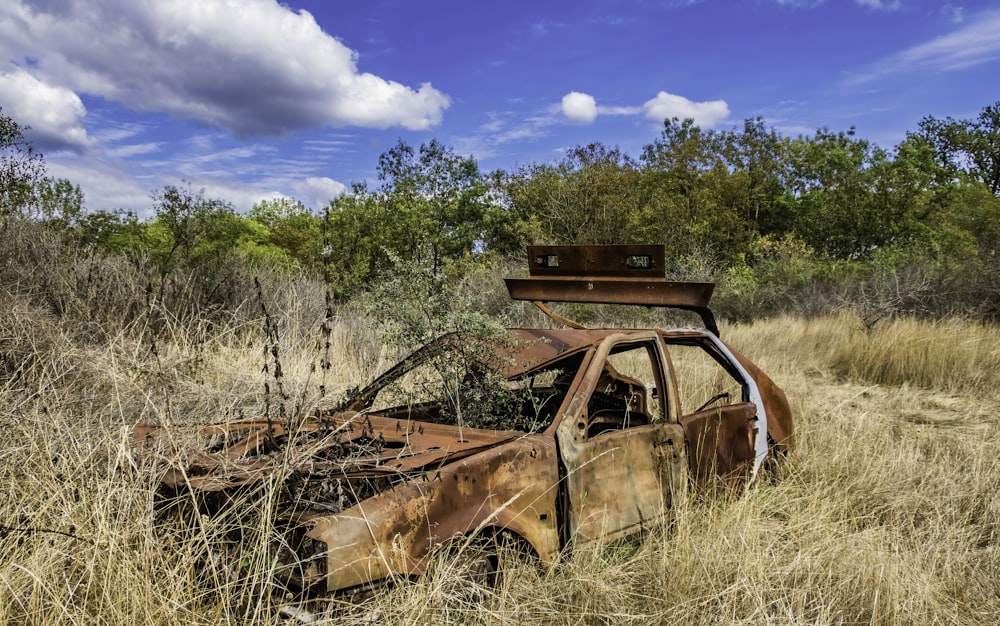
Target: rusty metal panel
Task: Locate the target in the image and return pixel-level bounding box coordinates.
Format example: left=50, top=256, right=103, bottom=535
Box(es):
left=505, top=278, right=718, bottom=335
left=679, top=403, right=758, bottom=489
left=505, top=244, right=719, bottom=335
left=501, top=328, right=617, bottom=376
left=556, top=421, right=688, bottom=541
left=134, top=413, right=521, bottom=492
left=527, top=244, right=665, bottom=278
left=505, top=277, right=714, bottom=308
left=307, top=435, right=562, bottom=591
left=728, top=346, right=795, bottom=451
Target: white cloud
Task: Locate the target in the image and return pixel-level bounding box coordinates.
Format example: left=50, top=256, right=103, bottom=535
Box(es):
left=0, top=0, right=450, bottom=136
left=292, top=176, right=347, bottom=209
left=531, top=20, right=564, bottom=36
left=561, top=91, right=598, bottom=123
left=642, top=91, right=730, bottom=127
left=104, top=142, right=163, bottom=159
left=303, top=137, right=354, bottom=154
left=598, top=105, right=642, bottom=116
left=199, top=182, right=283, bottom=213
left=44, top=134, right=346, bottom=214
left=455, top=113, right=553, bottom=160
left=773, top=0, right=825, bottom=8
left=45, top=157, right=151, bottom=214
left=468, top=88, right=730, bottom=162
left=848, top=9, right=1000, bottom=83
left=206, top=176, right=346, bottom=213
left=559, top=90, right=727, bottom=127
left=854, top=0, right=901, bottom=10
left=941, top=4, right=964, bottom=24
left=0, top=68, right=90, bottom=150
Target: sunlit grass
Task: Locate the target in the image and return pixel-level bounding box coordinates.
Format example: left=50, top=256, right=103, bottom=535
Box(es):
left=2, top=296, right=998, bottom=625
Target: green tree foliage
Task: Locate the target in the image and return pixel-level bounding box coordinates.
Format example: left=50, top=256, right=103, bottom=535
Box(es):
left=640, top=118, right=751, bottom=266
left=782, top=127, right=909, bottom=259
left=324, top=183, right=389, bottom=299
left=36, top=177, right=85, bottom=231
left=376, top=138, right=493, bottom=274
left=144, top=183, right=278, bottom=313
left=503, top=142, right=643, bottom=245
left=719, top=117, right=790, bottom=234
left=0, top=107, right=46, bottom=216
left=4, top=100, right=1000, bottom=321
left=148, top=183, right=243, bottom=278
left=480, top=169, right=536, bottom=257
left=914, top=101, right=1000, bottom=194
left=248, top=197, right=323, bottom=271
left=76, top=209, right=145, bottom=254
left=324, top=139, right=515, bottom=298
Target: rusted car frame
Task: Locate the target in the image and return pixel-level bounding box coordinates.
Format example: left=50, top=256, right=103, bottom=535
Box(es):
left=135, top=244, right=793, bottom=598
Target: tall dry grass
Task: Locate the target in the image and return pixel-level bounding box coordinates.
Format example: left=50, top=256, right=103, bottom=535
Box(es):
left=2, top=283, right=998, bottom=624
left=727, top=312, right=1000, bottom=396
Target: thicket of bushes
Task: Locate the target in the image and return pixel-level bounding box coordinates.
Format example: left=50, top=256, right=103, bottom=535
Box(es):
left=3, top=102, right=1000, bottom=337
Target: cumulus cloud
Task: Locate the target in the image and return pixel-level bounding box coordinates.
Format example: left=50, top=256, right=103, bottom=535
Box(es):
left=0, top=0, right=450, bottom=136
left=561, top=91, right=598, bottom=123
left=643, top=91, right=730, bottom=127
left=197, top=176, right=345, bottom=213
left=0, top=69, right=90, bottom=150
left=556, top=90, right=728, bottom=128
left=292, top=176, right=347, bottom=209
left=45, top=156, right=151, bottom=214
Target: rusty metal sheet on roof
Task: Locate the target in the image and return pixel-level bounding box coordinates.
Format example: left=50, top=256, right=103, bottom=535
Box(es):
left=505, top=244, right=718, bottom=334
left=527, top=244, right=665, bottom=278
left=509, top=244, right=714, bottom=308
left=505, top=277, right=714, bottom=308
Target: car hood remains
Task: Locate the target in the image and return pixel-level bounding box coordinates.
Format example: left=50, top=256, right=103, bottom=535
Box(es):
left=134, top=412, right=521, bottom=493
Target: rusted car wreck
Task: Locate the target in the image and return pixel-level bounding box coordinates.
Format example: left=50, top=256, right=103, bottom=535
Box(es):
left=135, top=244, right=793, bottom=599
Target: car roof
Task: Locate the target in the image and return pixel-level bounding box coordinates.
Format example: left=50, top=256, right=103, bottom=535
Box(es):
left=502, top=327, right=665, bottom=377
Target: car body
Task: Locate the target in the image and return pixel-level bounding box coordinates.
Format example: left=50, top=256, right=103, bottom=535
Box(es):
left=134, top=245, right=793, bottom=597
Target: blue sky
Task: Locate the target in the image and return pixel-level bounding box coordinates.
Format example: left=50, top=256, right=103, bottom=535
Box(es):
left=1, top=0, right=998, bottom=215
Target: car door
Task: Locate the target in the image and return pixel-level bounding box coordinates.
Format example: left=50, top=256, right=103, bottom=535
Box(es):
left=556, top=335, right=688, bottom=542
left=662, top=332, right=764, bottom=490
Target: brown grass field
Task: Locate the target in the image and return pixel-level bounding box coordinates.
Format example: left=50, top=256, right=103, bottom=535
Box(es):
left=2, top=289, right=999, bottom=625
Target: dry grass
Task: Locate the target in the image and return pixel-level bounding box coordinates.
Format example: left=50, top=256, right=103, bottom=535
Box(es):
left=2, top=296, right=998, bottom=625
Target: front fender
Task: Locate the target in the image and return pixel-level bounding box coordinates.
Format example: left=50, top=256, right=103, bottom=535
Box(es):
left=305, top=434, right=561, bottom=592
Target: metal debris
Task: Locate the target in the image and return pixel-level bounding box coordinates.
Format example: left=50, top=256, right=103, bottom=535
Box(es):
left=135, top=244, right=793, bottom=598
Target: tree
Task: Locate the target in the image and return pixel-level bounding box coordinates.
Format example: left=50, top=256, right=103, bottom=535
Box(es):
left=248, top=197, right=323, bottom=271
left=480, top=168, right=535, bottom=257
left=782, top=127, right=900, bottom=259
left=76, top=209, right=145, bottom=254
left=640, top=118, right=752, bottom=267
left=914, top=101, right=1000, bottom=195
left=323, top=184, right=390, bottom=298
left=720, top=117, right=790, bottom=235
left=37, top=177, right=84, bottom=230
left=376, top=139, right=493, bottom=274
left=502, top=142, right=644, bottom=246
left=147, top=183, right=269, bottom=281
left=0, top=107, right=46, bottom=216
